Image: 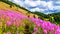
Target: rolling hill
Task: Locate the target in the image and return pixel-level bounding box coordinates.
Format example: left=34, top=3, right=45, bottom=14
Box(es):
left=0, top=0, right=60, bottom=34
left=0, top=0, right=39, bottom=18
left=48, top=12, right=60, bottom=25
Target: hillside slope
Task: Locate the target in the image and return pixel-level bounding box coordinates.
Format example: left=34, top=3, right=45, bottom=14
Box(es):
left=0, top=0, right=60, bottom=34
left=0, top=1, right=38, bottom=18
left=0, top=0, right=60, bottom=25
left=48, top=12, right=60, bottom=24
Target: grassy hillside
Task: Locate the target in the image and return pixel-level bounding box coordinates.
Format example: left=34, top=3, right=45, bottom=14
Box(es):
left=0, top=0, right=60, bottom=34
left=0, top=0, right=60, bottom=25
left=48, top=12, right=60, bottom=25
left=0, top=0, right=38, bottom=18
left=0, top=0, right=48, bottom=19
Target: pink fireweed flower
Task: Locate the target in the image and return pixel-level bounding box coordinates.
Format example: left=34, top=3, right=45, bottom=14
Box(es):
left=13, top=12, right=27, bottom=19
left=55, top=29, right=60, bottom=34
left=7, top=10, right=27, bottom=19
left=6, top=21, right=12, bottom=27
left=39, top=19, right=43, bottom=23
left=7, top=32, right=11, bottom=34
left=34, top=18, right=39, bottom=24
left=43, top=30, right=47, bottom=34
left=15, top=22, right=19, bottom=27
left=32, top=32, right=36, bottom=34
left=34, top=27, right=38, bottom=31
left=36, top=23, right=40, bottom=27
left=52, top=24, right=57, bottom=30
left=0, top=22, right=2, bottom=26
left=41, top=22, right=47, bottom=29
left=16, top=31, right=18, bottom=34
left=29, top=17, right=35, bottom=22
left=56, top=25, right=60, bottom=29
left=46, top=21, right=52, bottom=30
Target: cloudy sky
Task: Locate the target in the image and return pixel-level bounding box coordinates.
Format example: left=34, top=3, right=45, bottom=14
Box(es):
left=9, top=0, right=60, bottom=14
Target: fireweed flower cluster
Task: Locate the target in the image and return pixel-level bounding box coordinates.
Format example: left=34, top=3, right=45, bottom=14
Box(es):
left=0, top=10, right=27, bottom=34
left=0, top=9, right=60, bottom=34
left=29, top=17, right=60, bottom=34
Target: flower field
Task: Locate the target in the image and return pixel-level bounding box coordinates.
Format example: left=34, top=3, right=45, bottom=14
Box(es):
left=0, top=0, right=60, bottom=34
left=0, top=9, right=60, bottom=34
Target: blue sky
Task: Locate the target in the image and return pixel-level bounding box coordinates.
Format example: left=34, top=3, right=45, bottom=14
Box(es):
left=9, top=0, right=60, bottom=14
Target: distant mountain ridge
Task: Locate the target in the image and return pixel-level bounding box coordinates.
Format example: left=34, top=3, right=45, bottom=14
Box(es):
left=48, top=12, right=60, bottom=22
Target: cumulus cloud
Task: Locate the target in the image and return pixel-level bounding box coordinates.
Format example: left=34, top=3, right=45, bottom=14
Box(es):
left=55, top=1, right=60, bottom=4
left=9, top=0, right=60, bottom=14
left=24, top=0, right=40, bottom=7
left=54, top=6, right=60, bottom=10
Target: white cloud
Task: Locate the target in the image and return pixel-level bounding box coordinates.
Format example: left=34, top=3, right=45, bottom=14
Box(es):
left=30, top=8, right=40, bottom=12
left=9, top=0, right=24, bottom=6
left=46, top=1, right=54, bottom=10
left=45, top=12, right=54, bottom=14
left=54, top=6, right=60, bottom=10
left=24, top=0, right=54, bottom=10
left=9, top=0, right=60, bottom=14
left=55, top=1, right=60, bottom=4
left=30, top=8, right=46, bottom=12
left=24, top=0, right=40, bottom=7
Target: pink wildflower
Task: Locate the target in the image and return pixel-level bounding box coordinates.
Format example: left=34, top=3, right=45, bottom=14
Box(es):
left=7, top=32, right=11, bottom=34
left=6, top=21, right=11, bottom=27
left=0, top=22, right=2, bottom=26
left=43, top=30, right=47, bottom=34
left=34, top=27, right=38, bottom=31
left=16, top=31, right=18, bottom=34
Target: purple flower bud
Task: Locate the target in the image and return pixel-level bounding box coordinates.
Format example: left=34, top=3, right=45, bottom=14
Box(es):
left=0, top=22, right=2, bottom=26
left=34, top=27, right=38, bottom=31
left=7, top=32, right=11, bottom=34
left=6, top=21, right=11, bottom=27
left=32, top=32, right=36, bottom=34
left=55, top=29, right=60, bottom=34
left=43, top=30, right=47, bottom=34
left=16, top=31, right=18, bottom=34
